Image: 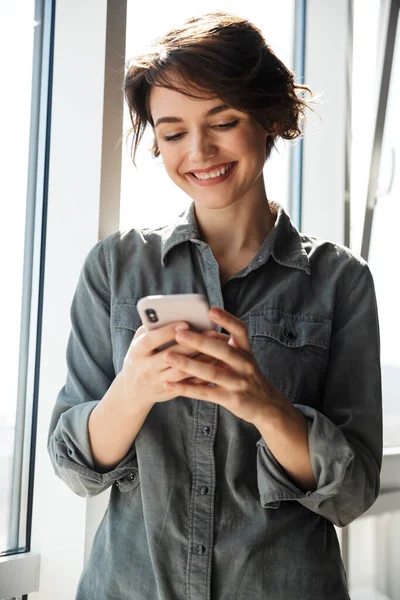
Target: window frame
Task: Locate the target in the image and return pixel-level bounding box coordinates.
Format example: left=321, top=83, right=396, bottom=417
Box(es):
left=0, top=0, right=54, bottom=595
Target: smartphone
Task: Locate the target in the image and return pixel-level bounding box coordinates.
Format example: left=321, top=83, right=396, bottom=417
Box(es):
left=137, top=293, right=217, bottom=352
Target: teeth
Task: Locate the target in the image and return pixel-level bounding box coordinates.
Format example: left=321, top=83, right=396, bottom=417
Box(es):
left=193, top=163, right=234, bottom=180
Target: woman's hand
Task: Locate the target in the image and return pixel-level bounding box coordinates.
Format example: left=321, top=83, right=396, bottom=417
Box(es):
left=120, top=321, right=230, bottom=409
left=161, top=307, right=285, bottom=425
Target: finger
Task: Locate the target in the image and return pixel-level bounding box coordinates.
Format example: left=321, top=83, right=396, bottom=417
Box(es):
left=180, top=374, right=210, bottom=384
left=173, top=329, right=250, bottom=375
left=208, top=307, right=251, bottom=351
left=133, top=321, right=190, bottom=356
left=185, top=331, right=229, bottom=359
left=154, top=343, right=216, bottom=379
left=203, top=330, right=230, bottom=343
left=184, top=377, right=208, bottom=384
left=177, top=345, right=223, bottom=385
left=162, top=369, right=193, bottom=383
left=178, top=353, right=223, bottom=385
left=163, top=351, right=246, bottom=392
left=157, top=330, right=230, bottom=361
left=164, top=379, right=231, bottom=405
left=160, top=365, right=212, bottom=384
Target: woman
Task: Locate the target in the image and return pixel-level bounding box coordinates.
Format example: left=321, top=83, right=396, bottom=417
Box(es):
left=48, top=11, right=382, bottom=600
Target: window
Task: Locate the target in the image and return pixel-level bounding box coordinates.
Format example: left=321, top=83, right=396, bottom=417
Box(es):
left=0, top=0, right=52, bottom=597
left=367, top=13, right=400, bottom=452
left=346, top=1, right=400, bottom=597
left=0, top=0, right=38, bottom=557
left=351, top=0, right=400, bottom=451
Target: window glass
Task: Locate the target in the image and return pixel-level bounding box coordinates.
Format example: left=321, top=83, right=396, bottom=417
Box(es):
left=0, top=0, right=41, bottom=554
left=368, top=18, right=400, bottom=449
left=351, top=0, right=400, bottom=449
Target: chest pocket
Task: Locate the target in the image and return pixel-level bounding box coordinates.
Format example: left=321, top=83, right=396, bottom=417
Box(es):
left=112, top=299, right=142, bottom=375
left=247, top=310, right=331, bottom=407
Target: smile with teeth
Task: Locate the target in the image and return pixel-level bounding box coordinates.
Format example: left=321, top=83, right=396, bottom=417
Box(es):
left=191, top=162, right=235, bottom=180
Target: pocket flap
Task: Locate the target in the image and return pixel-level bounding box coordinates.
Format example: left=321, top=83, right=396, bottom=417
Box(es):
left=249, top=310, right=330, bottom=349
left=113, top=299, right=142, bottom=331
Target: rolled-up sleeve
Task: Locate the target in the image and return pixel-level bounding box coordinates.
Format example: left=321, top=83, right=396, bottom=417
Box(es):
left=47, top=240, right=137, bottom=498
left=257, top=263, right=382, bottom=527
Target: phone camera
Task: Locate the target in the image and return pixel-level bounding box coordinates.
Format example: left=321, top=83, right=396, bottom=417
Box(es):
left=145, top=308, right=158, bottom=323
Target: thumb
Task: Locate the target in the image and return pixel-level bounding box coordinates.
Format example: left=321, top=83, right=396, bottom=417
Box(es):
left=134, top=325, right=147, bottom=340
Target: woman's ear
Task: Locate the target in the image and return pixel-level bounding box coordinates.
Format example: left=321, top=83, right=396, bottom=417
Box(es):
left=151, top=137, right=160, bottom=158
left=270, top=121, right=284, bottom=137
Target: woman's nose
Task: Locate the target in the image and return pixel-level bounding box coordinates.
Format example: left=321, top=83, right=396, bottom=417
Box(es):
left=188, top=132, right=217, bottom=162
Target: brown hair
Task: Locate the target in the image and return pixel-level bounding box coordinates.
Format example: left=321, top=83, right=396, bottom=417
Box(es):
left=124, top=11, right=313, bottom=167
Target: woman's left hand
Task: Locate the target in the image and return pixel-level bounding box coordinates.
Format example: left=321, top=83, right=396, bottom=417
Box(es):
left=162, top=306, right=282, bottom=425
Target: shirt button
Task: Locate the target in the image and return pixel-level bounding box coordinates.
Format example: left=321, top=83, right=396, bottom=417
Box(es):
left=115, top=481, right=120, bottom=488
left=199, top=486, right=209, bottom=495
left=201, top=426, right=211, bottom=436
left=129, top=472, right=137, bottom=481
left=284, top=330, right=296, bottom=340
left=195, top=544, right=207, bottom=555
left=257, top=255, right=263, bottom=262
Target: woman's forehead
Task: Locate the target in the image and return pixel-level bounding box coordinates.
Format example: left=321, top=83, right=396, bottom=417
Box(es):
left=149, top=84, right=225, bottom=123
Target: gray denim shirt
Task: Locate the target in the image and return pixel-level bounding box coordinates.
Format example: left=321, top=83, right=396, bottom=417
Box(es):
left=48, top=201, right=382, bottom=600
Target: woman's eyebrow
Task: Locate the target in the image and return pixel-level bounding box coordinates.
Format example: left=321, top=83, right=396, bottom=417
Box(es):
left=154, top=103, right=230, bottom=128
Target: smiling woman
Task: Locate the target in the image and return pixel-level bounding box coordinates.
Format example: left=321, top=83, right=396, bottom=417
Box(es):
left=47, top=10, right=383, bottom=600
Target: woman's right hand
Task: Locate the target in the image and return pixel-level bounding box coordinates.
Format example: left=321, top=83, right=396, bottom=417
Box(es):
left=120, top=322, right=229, bottom=408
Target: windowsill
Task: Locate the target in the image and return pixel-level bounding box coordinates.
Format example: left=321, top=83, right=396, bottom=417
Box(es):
left=383, top=446, right=400, bottom=456
left=0, top=551, right=40, bottom=598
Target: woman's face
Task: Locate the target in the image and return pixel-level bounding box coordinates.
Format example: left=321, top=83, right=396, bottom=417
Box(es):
left=149, top=79, right=269, bottom=210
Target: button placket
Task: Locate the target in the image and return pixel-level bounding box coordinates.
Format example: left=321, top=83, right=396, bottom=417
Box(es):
left=187, top=246, right=220, bottom=598
left=187, top=402, right=218, bottom=599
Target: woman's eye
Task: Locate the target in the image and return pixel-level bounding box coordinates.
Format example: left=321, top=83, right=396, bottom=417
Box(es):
left=163, top=133, right=184, bottom=142
left=213, top=119, right=240, bottom=129
left=162, top=119, right=240, bottom=142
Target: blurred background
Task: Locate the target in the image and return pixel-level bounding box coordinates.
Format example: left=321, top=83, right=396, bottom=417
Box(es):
left=0, top=1, right=399, bottom=599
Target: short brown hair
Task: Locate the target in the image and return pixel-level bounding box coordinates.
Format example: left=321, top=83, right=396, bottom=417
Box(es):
left=124, top=11, right=313, bottom=166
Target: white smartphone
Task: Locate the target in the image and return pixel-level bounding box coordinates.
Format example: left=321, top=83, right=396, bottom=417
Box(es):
left=137, top=293, right=217, bottom=351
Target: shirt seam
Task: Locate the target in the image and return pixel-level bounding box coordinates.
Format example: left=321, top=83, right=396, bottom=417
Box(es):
left=99, top=239, right=112, bottom=292
left=336, top=263, right=367, bottom=311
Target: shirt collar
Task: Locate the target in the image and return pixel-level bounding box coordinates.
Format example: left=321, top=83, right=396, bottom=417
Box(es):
left=160, top=202, right=202, bottom=266
left=160, top=200, right=310, bottom=275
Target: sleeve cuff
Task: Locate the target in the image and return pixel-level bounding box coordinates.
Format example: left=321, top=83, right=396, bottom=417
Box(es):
left=256, top=404, right=355, bottom=508
left=49, top=400, right=138, bottom=496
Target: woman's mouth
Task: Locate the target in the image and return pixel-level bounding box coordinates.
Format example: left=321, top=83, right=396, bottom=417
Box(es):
left=187, top=162, right=237, bottom=186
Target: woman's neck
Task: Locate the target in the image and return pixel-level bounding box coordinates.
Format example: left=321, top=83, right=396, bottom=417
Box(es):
left=194, top=193, right=276, bottom=259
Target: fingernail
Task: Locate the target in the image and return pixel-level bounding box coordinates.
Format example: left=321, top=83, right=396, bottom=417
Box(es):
left=175, top=323, right=189, bottom=332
